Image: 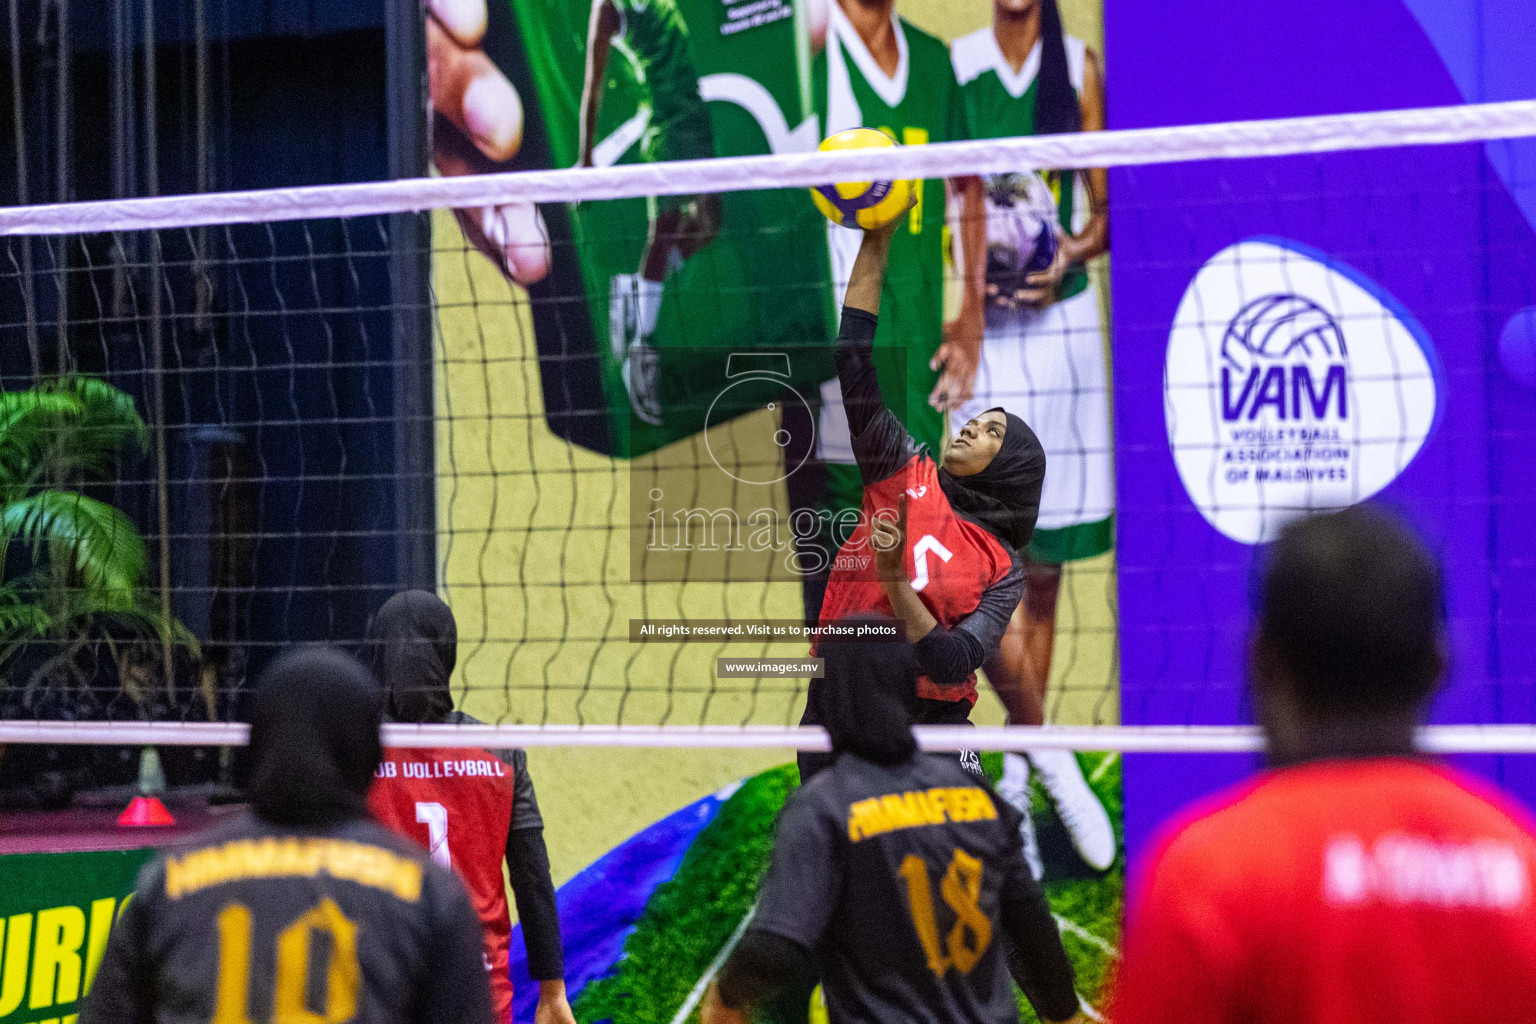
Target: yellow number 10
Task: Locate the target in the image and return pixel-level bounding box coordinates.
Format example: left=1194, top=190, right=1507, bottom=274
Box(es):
left=212, top=900, right=361, bottom=1024
left=897, top=849, right=992, bottom=976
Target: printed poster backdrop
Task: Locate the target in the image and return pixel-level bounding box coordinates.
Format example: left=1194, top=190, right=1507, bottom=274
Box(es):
left=1107, top=0, right=1536, bottom=870
left=0, top=849, right=153, bottom=1024
left=429, top=0, right=1121, bottom=1021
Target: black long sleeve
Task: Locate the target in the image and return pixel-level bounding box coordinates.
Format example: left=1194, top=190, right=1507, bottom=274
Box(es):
left=835, top=307, right=919, bottom=485
left=503, top=750, right=565, bottom=981
left=716, top=928, right=816, bottom=1010
left=999, top=870, right=1079, bottom=1023
left=420, top=868, right=502, bottom=1024
left=507, top=827, right=565, bottom=980
left=913, top=551, right=1026, bottom=685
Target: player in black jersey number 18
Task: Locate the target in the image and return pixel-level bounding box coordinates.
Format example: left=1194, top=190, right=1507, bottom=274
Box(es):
left=703, top=616, right=1085, bottom=1024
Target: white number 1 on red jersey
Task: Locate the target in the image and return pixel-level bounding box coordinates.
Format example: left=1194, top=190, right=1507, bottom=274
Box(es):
left=415, top=801, right=452, bottom=868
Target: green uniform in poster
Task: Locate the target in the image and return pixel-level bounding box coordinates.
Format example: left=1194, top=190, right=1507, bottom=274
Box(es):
left=804, top=2, right=969, bottom=553
left=951, top=30, right=1087, bottom=302
left=497, top=0, right=831, bottom=456
left=608, top=0, right=715, bottom=173
left=950, top=28, right=1113, bottom=562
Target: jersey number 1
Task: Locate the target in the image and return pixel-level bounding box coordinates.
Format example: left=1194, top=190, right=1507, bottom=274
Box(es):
left=415, top=801, right=452, bottom=868
left=897, top=849, right=992, bottom=976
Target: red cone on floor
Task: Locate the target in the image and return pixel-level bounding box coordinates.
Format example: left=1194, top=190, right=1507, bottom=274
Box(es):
left=118, top=795, right=176, bottom=827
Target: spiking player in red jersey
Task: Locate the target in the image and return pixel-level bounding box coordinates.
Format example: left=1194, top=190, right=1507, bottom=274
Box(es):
left=365, top=591, right=574, bottom=1024
left=799, top=219, right=1046, bottom=782
left=1110, top=506, right=1536, bottom=1024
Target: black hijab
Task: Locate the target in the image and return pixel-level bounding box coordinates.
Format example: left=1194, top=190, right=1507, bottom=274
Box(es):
left=819, top=616, right=919, bottom=765
left=247, top=646, right=383, bottom=827
left=937, top=409, right=1046, bottom=552
left=368, top=590, right=458, bottom=724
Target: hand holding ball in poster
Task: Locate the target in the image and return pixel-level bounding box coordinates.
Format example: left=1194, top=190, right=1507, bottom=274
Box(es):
left=810, top=129, right=917, bottom=231
left=983, top=172, right=1062, bottom=310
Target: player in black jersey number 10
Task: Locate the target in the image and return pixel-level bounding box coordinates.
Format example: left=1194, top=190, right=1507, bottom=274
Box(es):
left=703, top=616, right=1085, bottom=1024
left=81, top=649, right=495, bottom=1024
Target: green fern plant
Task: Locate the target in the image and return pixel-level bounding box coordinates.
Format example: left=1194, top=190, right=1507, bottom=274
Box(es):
left=0, top=377, right=194, bottom=677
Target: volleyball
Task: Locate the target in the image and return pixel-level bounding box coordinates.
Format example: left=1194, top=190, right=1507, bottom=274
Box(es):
left=810, top=128, right=916, bottom=230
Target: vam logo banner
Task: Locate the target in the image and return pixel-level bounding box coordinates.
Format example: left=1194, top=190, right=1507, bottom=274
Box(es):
left=1164, top=237, right=1440, bottom=545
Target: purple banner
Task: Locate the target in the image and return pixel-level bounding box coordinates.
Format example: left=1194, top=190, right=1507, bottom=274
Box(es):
left=1106, top=0, right=1536, bottom=866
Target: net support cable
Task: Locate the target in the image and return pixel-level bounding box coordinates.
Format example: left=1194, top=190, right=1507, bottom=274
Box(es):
left=4, top=721, right=1536, bottom=754
left=2, top=101, right=1534, bottom=236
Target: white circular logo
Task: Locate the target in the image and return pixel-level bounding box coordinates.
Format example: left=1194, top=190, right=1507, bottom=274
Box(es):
left=1165, top=238, right=1440, bottom=544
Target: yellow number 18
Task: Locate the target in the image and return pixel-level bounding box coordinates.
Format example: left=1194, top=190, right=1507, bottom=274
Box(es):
left=897, top=849, right=992, bottom=976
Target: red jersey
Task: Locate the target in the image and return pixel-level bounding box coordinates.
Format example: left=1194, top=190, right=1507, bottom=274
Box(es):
left=368, top=747, right=521, bottom=1023
left=1110, top=758, right=1536, bottom=1024
left=816, top=453, right=1016, bottom=704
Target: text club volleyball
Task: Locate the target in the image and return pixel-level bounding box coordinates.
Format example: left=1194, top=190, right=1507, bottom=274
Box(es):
left=810, top=128, right=915, bottom=230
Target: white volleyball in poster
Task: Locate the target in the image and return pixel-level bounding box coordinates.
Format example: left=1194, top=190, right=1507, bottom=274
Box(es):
left=1164, top=238, right=1440, bottom=545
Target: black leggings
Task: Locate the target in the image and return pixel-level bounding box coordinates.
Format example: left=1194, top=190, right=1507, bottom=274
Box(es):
left=796, top=690, right=977, bottom=783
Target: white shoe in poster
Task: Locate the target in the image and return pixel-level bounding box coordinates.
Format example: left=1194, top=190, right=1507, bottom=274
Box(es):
left=1030, top=748, right=1116, bottom=872
left=623, top=339, right=664, bottom=426
left=609, top=274, right=639, bottom=363
left=996, top=753, right=1044, bottom=881
left=611, top=274, right=665, bottom=425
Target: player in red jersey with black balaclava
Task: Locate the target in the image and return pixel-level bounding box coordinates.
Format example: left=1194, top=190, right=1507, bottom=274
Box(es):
left=800, top=219, right=1045, bottom=782
left=365, top=591, right=574, bottom=1024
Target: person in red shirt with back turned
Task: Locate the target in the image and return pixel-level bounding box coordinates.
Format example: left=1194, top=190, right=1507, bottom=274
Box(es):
left=365, top=591, right=576, bottom=1024
left=1109, top=504, right=1536, bottom=1024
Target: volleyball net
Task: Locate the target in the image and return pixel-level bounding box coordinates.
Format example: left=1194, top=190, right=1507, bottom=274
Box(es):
left=1, top=100, right=1534, bottom=755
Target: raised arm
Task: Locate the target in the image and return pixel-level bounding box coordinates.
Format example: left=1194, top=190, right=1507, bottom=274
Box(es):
left=838, top=223, right=920, bottom=485
left=842, top=217, right=894, bottom=316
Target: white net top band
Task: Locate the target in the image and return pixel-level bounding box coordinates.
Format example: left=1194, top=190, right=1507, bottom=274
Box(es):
left=2, top=101, right=1533, bottom=236
left=4, top=721, right=1536, bottom=754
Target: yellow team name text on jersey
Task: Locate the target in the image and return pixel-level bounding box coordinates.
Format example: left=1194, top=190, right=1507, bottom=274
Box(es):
left=164, top=838, right=422, bottom=902
left=847, top=786, right=998, bottom=842
left=374, top=758, right=507, bottom=779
